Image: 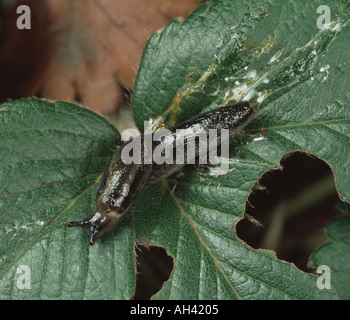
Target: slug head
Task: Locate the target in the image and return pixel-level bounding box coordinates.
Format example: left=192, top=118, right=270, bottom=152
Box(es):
left=67, top=210, right=124, bottom=245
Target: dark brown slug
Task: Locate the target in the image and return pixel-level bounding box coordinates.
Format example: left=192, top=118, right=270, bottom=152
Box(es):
left=67, top=101, right=259, bottom=245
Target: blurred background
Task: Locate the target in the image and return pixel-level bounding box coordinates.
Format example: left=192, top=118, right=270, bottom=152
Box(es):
left=0, top=0, right=344, bottom=299
left=0, top=0, right=200, bottom=113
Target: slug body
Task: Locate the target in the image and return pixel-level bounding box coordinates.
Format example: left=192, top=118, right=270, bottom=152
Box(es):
left=67, top=101, right=259, bottom=245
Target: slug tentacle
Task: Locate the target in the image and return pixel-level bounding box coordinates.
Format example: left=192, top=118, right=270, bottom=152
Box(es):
left=67, top=219, right=97, bottom=245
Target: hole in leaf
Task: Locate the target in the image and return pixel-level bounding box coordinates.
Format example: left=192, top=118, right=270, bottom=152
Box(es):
left=236, top=152, right=344, bottom=272
left=133, top=245, right=174, bottom=300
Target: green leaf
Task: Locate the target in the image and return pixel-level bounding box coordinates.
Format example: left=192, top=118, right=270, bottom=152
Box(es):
left=132, top=0, right=350, bottom=299
left=0, top=99, right=135, bottom=299
left=1, top=0, right=349, bottom=300
left=310, top=216, right=350, bottom=299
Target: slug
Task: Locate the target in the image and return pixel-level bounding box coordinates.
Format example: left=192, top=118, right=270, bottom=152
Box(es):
left=67, top=101, right=259, bottom=245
